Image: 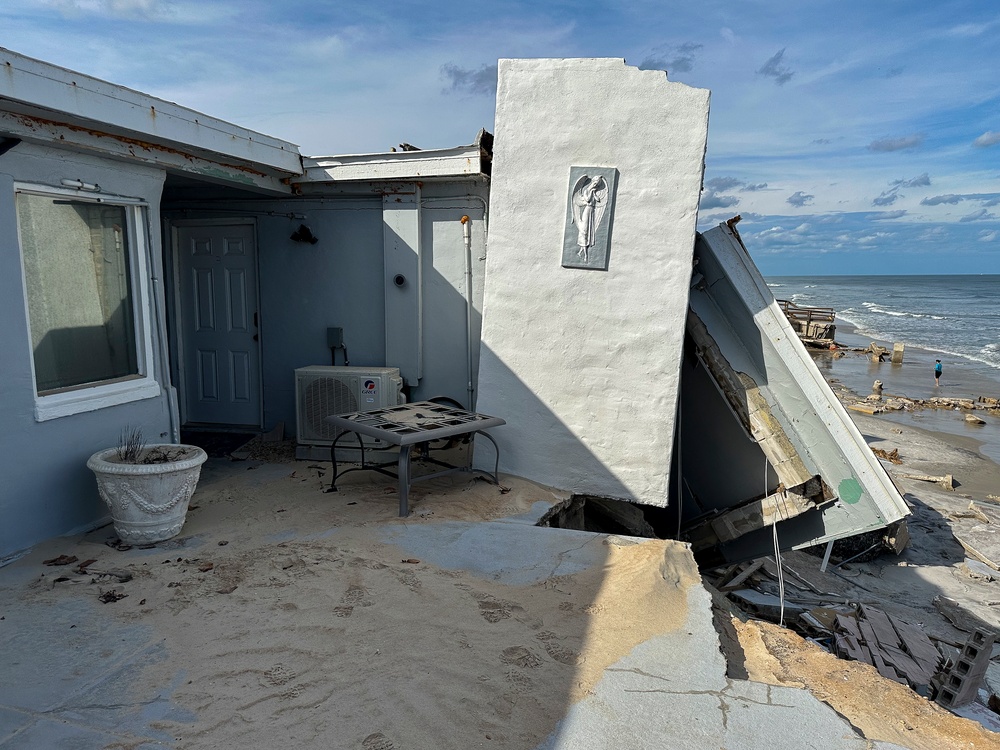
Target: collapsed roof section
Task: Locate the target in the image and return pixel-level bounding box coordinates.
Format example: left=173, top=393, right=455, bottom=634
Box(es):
left=679, top=220, right=910, bottom=564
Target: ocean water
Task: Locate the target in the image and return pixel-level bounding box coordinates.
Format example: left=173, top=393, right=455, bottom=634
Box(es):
left=766, top=275, right=1000, bottom=372
left=767, top=274, right=1000, bottom=463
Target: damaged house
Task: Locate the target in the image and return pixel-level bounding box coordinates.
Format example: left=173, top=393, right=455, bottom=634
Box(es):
left=0, top=49, right=907, bottom=564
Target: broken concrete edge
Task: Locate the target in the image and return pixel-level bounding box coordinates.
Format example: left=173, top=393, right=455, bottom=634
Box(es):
left=706, top=578, right=1000, bottom=741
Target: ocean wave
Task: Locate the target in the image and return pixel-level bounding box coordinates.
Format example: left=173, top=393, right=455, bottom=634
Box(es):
left=860, top=301, right=945, bottom=320
left=834, top=311, right=889, bottom=340
left=920, top=344, right=1000, bottom=371
left=767, top=283, right=784, bottom=288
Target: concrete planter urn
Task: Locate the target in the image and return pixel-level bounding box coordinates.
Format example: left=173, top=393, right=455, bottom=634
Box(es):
left=87, top=444, right=208, bottom=544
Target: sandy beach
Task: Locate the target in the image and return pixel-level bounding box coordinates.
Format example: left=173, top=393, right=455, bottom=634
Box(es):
left=814, top=323, right=1000, bottom=464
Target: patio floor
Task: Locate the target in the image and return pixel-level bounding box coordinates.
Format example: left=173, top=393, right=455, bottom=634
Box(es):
left=0, top=452, right=907, bottom=749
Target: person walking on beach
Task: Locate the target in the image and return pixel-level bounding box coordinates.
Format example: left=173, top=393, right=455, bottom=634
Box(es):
left=934, top=359, right=942, bottom=387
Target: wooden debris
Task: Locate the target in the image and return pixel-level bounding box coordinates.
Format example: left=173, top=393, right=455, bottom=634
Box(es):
left=717, top=559, right=765, bottom=591
left=686, top=475, right=831, bottom=550
left=872, top=447, right=902, bottom=464
left=728, top=588, right=809, bottom=620
left=848, top=403, right=882, bottom=415
left=42, top=555, right=78, bottom=566
left=900, top=473, right=955, bottom=490
left=949, top=502, right=991, bottom=524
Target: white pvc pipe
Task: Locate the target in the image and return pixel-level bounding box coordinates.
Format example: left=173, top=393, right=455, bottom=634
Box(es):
left=461, top=214, right=475, bottom=409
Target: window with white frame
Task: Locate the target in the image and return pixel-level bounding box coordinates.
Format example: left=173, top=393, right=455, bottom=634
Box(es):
left=15, top=187, right=159, bottom=420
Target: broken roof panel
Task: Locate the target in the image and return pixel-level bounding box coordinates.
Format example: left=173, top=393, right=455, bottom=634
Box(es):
left=301, top=130, right=491, bottom=185
left=685, top=220, right=910, bottom=563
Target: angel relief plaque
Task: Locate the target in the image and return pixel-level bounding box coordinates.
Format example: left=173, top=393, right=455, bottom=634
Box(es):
left=562, top=166, right=618, bottom=270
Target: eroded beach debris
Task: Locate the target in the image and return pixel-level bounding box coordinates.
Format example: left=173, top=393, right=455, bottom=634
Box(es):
left=711, top=551, right=1000, bottom=725
left=872, top=447, right=902, bottom=464
left=42, top=555, right=78, bottom=566
left=775, top=298, right=837, bottom=345
left=900, top=472, right=956, bottom=490
left=831, top=604, right=941, bottom=693
left=935, top=629, right=996, bottom=709
left=97, top=588, right=128, bottom=603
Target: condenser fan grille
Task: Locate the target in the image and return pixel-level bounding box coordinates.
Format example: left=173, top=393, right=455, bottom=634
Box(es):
left=295, top=366, right=402, bottom=446
left=303, top=377, right=359, bottom=439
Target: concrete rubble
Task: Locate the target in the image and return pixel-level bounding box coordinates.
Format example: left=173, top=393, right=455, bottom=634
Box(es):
left=703, top=400, right=1000, bottom=741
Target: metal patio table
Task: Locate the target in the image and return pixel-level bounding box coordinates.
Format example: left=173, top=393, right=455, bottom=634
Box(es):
left=323, top=401, right=506, bottom=516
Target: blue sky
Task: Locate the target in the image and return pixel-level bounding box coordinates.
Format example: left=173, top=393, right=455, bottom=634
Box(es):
left=3, top=0, right=999, bottom=274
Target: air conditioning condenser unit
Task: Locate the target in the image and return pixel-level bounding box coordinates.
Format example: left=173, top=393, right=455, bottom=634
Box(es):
left=295, top=366, right=405, bottom=452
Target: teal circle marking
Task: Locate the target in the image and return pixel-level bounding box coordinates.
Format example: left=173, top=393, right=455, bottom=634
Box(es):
left=838, top=477, right=864, bottom=505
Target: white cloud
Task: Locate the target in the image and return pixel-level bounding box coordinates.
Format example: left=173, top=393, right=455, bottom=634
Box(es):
left=979, top=230, right=999, bottom=242
left=871, top=210, right=907, bottom=220
left=45, top=0, right=165, bottom=18
left=959, top=208, right=996, bottom=222
left=974, top=131, right=1000, bottom=148
left=918, top=226, right=948, bottom=241
left=857, top=231, right=894, bottom=245
left=868, top=134, right=925, bottom=152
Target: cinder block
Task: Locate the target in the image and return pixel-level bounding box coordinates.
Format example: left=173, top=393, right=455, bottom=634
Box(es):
left=935, top=630, right=997, bottom=708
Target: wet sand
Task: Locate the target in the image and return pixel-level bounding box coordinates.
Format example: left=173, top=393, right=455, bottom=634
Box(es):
left=814, top=323, right=1000, bottom=463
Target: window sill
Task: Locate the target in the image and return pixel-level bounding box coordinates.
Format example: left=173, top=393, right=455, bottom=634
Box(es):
left=34, top=378, right=162, bottom=422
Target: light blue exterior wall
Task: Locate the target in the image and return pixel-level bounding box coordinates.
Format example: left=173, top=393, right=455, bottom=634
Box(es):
left=0, top=138, right=489, bottom=560
left=164, top=180, right=489, bottom=435
left=0, top=144, right=174, bottom=560
left=256, top=198, right=388, bottom=430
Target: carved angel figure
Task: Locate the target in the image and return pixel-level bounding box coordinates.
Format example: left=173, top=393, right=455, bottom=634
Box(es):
left=571, top=174, right=608, bottom=262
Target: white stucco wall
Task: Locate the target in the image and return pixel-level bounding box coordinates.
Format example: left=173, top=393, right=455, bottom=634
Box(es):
left=475, top=58, right=710, bottom=507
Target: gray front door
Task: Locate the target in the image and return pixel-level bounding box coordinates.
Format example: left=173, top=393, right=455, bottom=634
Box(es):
left=176, top=223, right=261, bottom=426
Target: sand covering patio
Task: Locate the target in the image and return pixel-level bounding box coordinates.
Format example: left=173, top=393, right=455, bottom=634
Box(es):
left=0, top=448, right=995, bottom=749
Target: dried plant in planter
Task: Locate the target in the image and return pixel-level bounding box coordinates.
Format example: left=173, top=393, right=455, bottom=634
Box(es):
left=89, top=431, right=208, bottom=543
left=114, top=428, right=192, bottom=464
left=115, top=427, right=146, bottom=463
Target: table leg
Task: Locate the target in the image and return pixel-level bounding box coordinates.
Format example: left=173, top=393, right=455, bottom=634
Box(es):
left=476, top=430, right=503, bottom=485
left=397, top=446, right=411, bottom=517
left=325, top=440, right=339, bottom=493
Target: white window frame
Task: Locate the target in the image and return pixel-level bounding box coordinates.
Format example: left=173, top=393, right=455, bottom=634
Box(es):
left=14, top=183, right=160, bottom=421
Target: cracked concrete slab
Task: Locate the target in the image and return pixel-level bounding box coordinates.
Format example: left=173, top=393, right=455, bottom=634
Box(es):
left=0, top=463, right=919, bottom=748
left=534, top=576, right=908, bottom=749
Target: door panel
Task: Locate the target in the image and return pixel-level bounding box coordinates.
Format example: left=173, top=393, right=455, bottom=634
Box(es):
left=177, top=224, right=260, bottom=426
